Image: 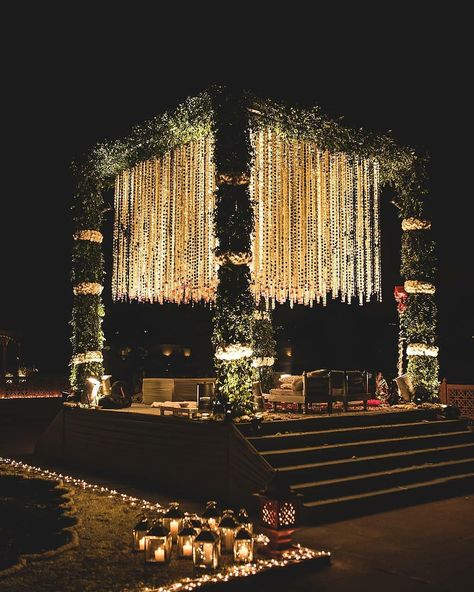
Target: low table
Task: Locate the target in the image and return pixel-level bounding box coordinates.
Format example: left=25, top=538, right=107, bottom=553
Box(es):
left=151, top=401, right=199, bottom=418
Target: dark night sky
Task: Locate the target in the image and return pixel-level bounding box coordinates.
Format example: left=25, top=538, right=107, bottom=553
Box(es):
left=1, top=11, right=472, bottom=382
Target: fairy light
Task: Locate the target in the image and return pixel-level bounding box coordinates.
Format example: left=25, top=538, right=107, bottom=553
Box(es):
left=250, top=128, right=381, bottom=307
left=113, top=135, right=217, bottom=304
left=72, top=351, right=103, bottom=365
left=1, top=457, right=330, bottom=589
left=215, top=344, right=253, bottom=361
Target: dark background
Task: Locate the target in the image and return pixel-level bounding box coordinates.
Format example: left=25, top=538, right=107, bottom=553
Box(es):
left=1, top=10, right=472, bottom=383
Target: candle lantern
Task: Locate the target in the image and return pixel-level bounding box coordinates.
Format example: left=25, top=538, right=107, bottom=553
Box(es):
left=193, top=526, right=220, bottom=570
left=255, top=474, right=301, bottom=555
left=236, top=508, right=253, bottom=534
left=144, top=521, right=172, bottom=564
left=233, top=527, right=254, bottom=564
left=218, top=510, right=238, bottom=554
left=202, top=501, right=221, bottom=531
left=132, top=515, right=149, bottom=551
left=177, top=522, right=197, bottom=559
left=189, top=514, right=202, bottom=535
left=163, top=501, right=184, bottom=543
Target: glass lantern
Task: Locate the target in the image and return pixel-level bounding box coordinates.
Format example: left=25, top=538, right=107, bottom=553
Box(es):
left=202, top=501, right=221, bottom=531
left=236, top=508, right=253, bottom=534
left=193, top=526, right=220, bottom=570
left=233, top=527, right=254, bottom=564
left=132, top=515, right=149, bottom=551
left=144, top=521, right=172, bottom=564
left=163, top=501, right=184, bottom=543
left=190, top=514, right=202, bottom=535
left=218, top=510, right=238, bottom=554
left=177, top=522, right=197, bottom=559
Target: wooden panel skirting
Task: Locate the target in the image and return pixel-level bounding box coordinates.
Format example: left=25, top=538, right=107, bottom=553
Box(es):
left=35, top=406, right=273, bottom=507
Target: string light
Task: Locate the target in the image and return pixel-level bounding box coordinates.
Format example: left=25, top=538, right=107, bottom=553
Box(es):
left=72, top=351, right=103, bottom=365
left=113, top=136, right=216, bottom=304
left=250, top=128, right=381, bottom=307
left=215, top=344, right=253, bottom=361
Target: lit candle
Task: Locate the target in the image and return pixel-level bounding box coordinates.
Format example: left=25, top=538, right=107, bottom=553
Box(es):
left=237, top=543, right=249, bottom=561
left=208, top=518, right=217, bottom=531
left=154, top=547, right=165, bottom=562
left=183, top=542, right=193, bottom=557
left=170, top=519, right=179, bottom=539
left=138, top=537, right=145, bottom=551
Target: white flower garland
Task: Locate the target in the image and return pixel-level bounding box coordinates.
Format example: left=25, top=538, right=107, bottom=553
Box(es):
left=253, top=310, right=270, bottom=320
left=406, top=343, right=439, bottom=357
left=404, top=280, right=436, bottom=294
left=73, top=282, right=103, bottom=296
left=401, top=218, right=432, bottom=231
left=252, top=356, right=275, bottom=368
left=72, top=351, right=103, bottom=365
left=215, top=344, right=253, bottom=361
left=73, top=230, right=103, bottom=243
left=215, top=251, right=252, bottom=266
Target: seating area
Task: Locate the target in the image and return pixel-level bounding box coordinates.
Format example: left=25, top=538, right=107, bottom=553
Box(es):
left=264, top=370, right=371, bottom=414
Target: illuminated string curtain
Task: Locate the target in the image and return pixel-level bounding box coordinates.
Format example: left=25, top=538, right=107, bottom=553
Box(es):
left=113, top=136, right=216, bottom=303
left=251, top=128, right=381, bottom=307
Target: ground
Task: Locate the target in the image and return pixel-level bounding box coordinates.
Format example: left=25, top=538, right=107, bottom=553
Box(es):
left=1, top=418, right=473, bottom=591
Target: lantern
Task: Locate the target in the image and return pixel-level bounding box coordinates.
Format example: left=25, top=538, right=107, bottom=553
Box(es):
left=132, top=515, right=149, bottom=551
left=193, top=526, right=220, bottom=570
left=177, top=522, right=197, bottom=559
left=233, top=527, right=254, bottom=564
left=236, top=508, right=253, bottom=534
left=189, top=514, right=202, bottom=535
left=202, top=501, right=221, bottom=531
left=144, top=521, right=172, bottom=564
left=255, top=474, right=301, bottom=555
left=218, top=510, right=238, bottom=553
left=163, top=501, right=184, bottom=543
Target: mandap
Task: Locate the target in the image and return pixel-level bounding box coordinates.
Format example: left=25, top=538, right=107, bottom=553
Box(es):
left=70, top=86, right=439, bottom=416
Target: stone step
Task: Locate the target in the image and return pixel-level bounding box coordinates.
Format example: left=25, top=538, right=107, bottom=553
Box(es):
left=293, top=457, right=474, bottom=501
left=262, top=431, right=474, bottom=467
left=248, top=419, right=467, bottom=451
left=237, top=409, right=437, bottom=437
left=278, top=442, right=474, bottom=483
left=303, top=472, right=474, bottom=524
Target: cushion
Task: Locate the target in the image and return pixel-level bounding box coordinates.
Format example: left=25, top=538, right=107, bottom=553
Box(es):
left=279, top=378, right=303, bottom=391
left=279, top=374, right=302, bottom=384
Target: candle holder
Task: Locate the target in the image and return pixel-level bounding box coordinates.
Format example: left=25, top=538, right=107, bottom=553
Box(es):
left=218, top=510, right=238, bottom=554
left=233, top=527, right=254, bottom=564
left=163, top=501, right=184, bottom=543
left=144, top=520, right=172, bottom=564
left=189, top=514, right=202, bottom=535
left=202, top=501, right=221, bottom=531
left=177, top=522, right=197, bottom=559
left=236, top=508, right=253, bottom=534
left=132, top=514, right=149, bottom=552
left=193, top=526, right=220, bottom=570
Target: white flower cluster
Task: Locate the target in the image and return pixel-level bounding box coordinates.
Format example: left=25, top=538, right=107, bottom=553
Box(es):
left=215, top=344, right=253, bottom=361
left=406, top=343, right=439, bottom=357
left=72, top=351, right=103, bottom=365
left=73, top=282, right=103, bottom=296
left=215, top=251, right=252, bottom=266
left=252, top=357, right=275, bottom=368
left=73, top=230, right=103, bottom=243
left=401, top=218, right=432, bottom=231
left=404, top=280, right=436, bottom=294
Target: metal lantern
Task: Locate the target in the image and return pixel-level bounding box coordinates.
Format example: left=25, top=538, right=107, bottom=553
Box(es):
left=236, top=508, right=253, bottom=534
left=193, top=526, right=220, bottom=570
left=218, top=510, right=238, bottom=554
left=177, top=522, right=197, bottom=559
left=255, top=474, right=301, bottom=554
left=202, top=501, right=221, bottom=531
left=189, top=514, right=202, bottom=535
left=144, top=521, right=172, bottom=564
left=233, top=527, right=254, bottom=564
left=163, top=501, right=184, bottom=543
left=132, top=515, right=149, bottom=551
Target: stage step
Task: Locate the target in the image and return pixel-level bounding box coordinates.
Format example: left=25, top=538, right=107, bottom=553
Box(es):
left=240, top=409, right=474, bottom=522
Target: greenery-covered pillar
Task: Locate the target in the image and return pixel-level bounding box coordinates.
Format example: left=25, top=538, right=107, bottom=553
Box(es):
left=251, top=304, right=277, bottom=393
left=70, top=167, right=105, bottom=392
left=399, top=167, right=439, bottom=401
left=211, top=87, right=255, bottom=416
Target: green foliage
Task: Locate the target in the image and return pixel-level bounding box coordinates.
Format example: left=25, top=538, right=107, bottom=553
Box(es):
left=407, top=356, right=440, bottom=402
left=402, top=294, right=437, bottom=344
left=214, top=185, right=254, bottom=253
left=71, top=242, right=104, bottom=285
left=251, top=308, right=276, bottom=393
left=214, top=359, right=255, bottom=416
left=401, top=231, right=436, bottom=282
